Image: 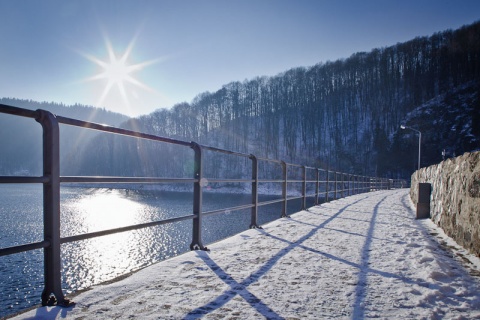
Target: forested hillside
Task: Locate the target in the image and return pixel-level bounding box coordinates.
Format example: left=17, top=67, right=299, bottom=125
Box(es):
left=0, top=99, right=129, bottom=175
left=3, top=21, right=480, bottom=180
left=71, top=21, right=479, bottom=179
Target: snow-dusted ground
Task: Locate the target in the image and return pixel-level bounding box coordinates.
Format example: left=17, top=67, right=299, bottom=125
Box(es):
left=12, top=189, right=480, bottom=319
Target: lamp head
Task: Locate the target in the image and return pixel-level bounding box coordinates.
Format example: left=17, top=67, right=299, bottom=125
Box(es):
left=400, top=125, right=406, bottom=129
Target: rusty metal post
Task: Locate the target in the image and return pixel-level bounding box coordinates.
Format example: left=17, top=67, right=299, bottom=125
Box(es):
left=315, top=169, right=320, bottom=205
left=249, top=155, right=260, bottom=228
left=35, top=110, right=70, bottom=307
left=281, top=161, right=288, bottom=217
left=190, top=142, right=207, bottom=250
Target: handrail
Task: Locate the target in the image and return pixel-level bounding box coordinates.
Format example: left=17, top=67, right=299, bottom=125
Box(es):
left=0, top=104, right=407, bottom=309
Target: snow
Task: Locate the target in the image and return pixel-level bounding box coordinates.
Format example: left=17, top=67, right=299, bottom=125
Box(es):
left=12, top=189, right=480, bottom=319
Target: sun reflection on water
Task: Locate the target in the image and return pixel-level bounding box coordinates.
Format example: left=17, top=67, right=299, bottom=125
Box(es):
left=61, top=188, right=177, bottom=291
left=71, top=189, right=146, bottom=232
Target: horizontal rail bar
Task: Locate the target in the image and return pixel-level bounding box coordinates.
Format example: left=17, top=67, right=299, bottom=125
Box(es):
left=0, top=104, right=38, bottom=118
left=256, top=156, right=284, bottom=164
left=56, top=115, right=192, bottom=147
left=0, top=176, right=50, bottom=184
left=60, top=176, right=196, bottom=184
left=287, top=179, right=309, bottom=183
left=305, top=192, right=321, bottom=198
left=286, top=163, right=304, bottom=168
left=286, top=195, right=305, bottom=201
left=201, top=145, right=251, bottom=158
left=61, top=214, right=196, bottom=244
left=203, top=203, right=255, bottom=217
left=203, top=178, right=254, bottom=184
left=0, top=240, right=50, bottom=256
left=256, top=198, right=285, bottom=207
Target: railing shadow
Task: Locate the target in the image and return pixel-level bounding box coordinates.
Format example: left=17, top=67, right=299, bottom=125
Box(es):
left=183, top=196, right=370, bottom=318
left=350, top=194, right=388, bottom=319
left=184, top=190, right=466, bottom=319
left=184, top=251, right=284, bottom=320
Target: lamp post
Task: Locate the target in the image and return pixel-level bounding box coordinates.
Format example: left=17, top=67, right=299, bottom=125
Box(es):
left=400, top=125, right=422, bottom=170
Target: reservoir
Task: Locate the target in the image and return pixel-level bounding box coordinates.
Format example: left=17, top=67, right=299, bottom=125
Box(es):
left=0, top=184, right=313, bottom=318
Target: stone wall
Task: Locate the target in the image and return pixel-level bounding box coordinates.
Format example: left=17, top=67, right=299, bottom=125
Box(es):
left=410, top=151, right=480, bottom=258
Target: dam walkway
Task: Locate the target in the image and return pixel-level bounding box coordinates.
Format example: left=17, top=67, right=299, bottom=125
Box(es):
left=13, top=189, right=480, bottom=319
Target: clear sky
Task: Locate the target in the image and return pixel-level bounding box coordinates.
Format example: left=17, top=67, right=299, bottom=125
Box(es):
left=1, top=0, right=479, bottom=117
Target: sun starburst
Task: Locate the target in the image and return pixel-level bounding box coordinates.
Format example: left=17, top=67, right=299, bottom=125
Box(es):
left=83, top=36, right=159, bottom=109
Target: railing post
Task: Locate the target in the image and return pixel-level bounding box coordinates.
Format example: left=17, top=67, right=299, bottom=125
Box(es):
left=353, top=175, right=358, bottom=194
left=344, top=173, right=347, bottom=197
left=347, top=174, right=351, bottom=196
left=301, top=166, right=306, bottom=210
left=249, top=154, right=261, bottom=228
left=325, top=169, right=329, bottom=202
left=340, top=173, right=344, bottom=198
left=281, top=161, right=288, bottom=217
left=315, top=168, right=320, bottom=205
left=353, top=175, right=355, bottom=195
left=334, top=171, right=337, bottom=200
left=345, top=174, right=348, bottom=196
left=348, top=174, right=350, bottom=196
left=35, top=110, right=70, bottom=307
left=352, top=175, right=355, bottom=195
left=190, top=142, right=207, bottom=251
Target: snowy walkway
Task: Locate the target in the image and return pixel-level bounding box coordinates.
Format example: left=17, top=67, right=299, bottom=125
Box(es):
left=13, top=189, right=480, bottom=319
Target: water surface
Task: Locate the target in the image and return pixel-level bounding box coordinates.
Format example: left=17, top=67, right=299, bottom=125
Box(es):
left=0, top=184, right=311, bottom=317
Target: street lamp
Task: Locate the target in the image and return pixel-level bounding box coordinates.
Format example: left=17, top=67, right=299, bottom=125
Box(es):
left=400, top=125, right=422, bottom=170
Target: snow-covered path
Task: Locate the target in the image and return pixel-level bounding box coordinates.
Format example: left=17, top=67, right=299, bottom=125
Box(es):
left=13, top=189, right=480, bottom=319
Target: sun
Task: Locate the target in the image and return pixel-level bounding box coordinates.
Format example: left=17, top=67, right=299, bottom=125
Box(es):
left=103, top=57, right=131, bottom=85
left=82, top=36, right=158, bottom=109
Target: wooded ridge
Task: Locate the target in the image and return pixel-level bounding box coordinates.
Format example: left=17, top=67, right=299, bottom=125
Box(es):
left=1, top=21, right=479, bottom=180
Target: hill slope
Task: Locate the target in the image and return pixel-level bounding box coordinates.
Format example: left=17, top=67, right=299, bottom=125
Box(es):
left=73, top=21, right=480, bottom=179
left=0, top=99, right=130, bottom=175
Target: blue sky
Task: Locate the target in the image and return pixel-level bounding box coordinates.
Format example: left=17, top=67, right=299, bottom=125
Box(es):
left=1, top=0, right=479, bottom=117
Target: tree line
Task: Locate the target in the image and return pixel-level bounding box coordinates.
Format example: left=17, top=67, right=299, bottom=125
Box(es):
left=3, top=21, right=480, bottom=180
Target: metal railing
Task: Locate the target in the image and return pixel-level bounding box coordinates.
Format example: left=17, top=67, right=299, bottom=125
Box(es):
left=0, top=104, right=407, bottom=307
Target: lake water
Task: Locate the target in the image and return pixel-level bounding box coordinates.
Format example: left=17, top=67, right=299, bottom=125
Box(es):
left=0, top=184, right=314, bottom=318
